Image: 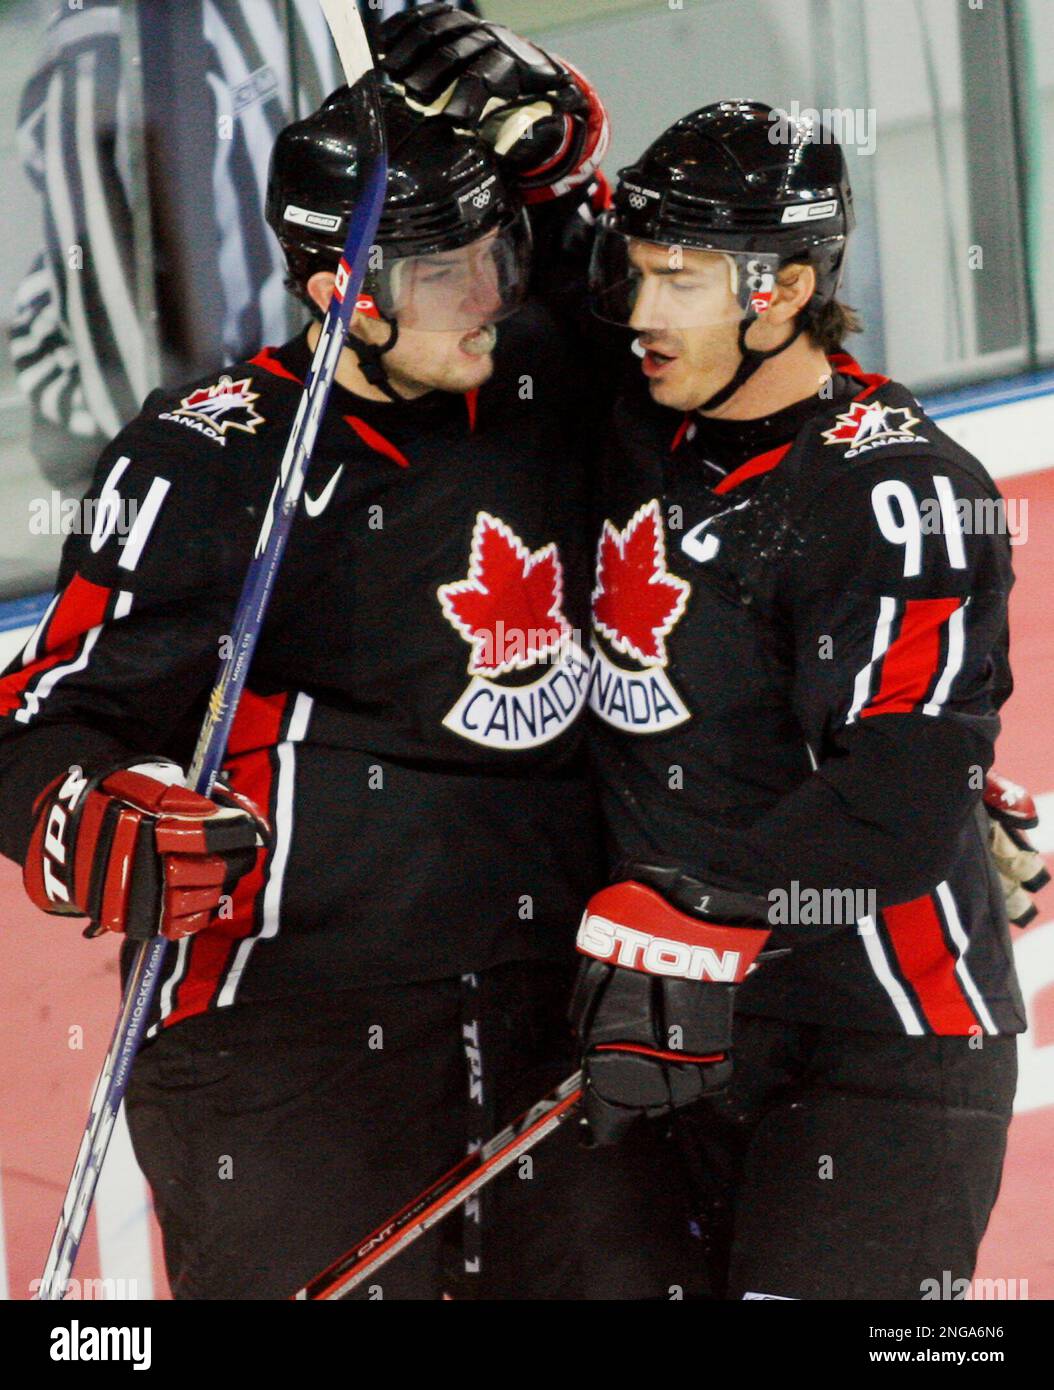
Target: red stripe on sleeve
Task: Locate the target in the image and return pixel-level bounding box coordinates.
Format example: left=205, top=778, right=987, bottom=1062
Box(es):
left=49, top=574, right=113, bottom=645
left=224, top=687, right=292, bottom=758
left=164, top=690, right=289, bottom=1027
left=882, top=895, right=979, bottom=1033
left=163, top=930, right=238, bottom=1029
left=0, top=574, right=112, bottom=715
left=861, top=597, right=960, bottom=718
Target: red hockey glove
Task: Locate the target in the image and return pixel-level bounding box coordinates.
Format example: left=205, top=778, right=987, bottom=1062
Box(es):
left=569, top=861, right=772, bottom=1146
left=984, top=772, right=1050, bottom=927
left=378, top=2, right=609, bottom=201
left=25, top=761, right=268, bottom=941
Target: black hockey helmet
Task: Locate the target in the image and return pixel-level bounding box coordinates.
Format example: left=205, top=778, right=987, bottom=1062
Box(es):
left=590, top=100, right=856, bottom=408
left=266, top=82, right=531, bottom=382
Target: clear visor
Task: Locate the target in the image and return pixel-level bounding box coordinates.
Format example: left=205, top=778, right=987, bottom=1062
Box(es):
left=362, top=211, right=532, bottom=332
left=588, top=221, right=780, bottom=330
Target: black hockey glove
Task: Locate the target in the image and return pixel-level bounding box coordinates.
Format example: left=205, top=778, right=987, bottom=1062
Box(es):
left=569, top=861, right=772, bottom=1146
left=378, top=2, right=608, bottom=200
left=984, top=772, right=1050, bottom=927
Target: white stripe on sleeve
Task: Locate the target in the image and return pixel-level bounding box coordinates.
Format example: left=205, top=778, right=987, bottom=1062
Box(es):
left=857, top=915, right=926, bottom=1035
left=935, top=881, right=999, bottom=1035
left=846, top=595, right=897, bottom=725
left=216, top=691, right=314, bottom=1009
left=922, top=602, right=966, bottom=717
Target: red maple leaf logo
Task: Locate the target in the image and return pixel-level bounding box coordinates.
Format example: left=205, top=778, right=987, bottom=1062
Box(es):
left=177, top=376, right=264, bottom=434
left=821, top=401, right=877, bottom=444
left=438, top=513, right=572, bottom=677
left=821, top=401, right=920, bottom=447
left=822, top=405, right=864, bottom=443
left=592, top=499, right=690, bottom=667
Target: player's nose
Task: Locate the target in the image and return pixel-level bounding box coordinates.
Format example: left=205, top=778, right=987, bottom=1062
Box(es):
left=467, top=274, right=503, bottom=322
left=629, top=277, right=666, bottom=333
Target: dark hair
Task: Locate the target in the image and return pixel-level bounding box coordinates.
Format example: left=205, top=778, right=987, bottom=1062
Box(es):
left=778, top=258, right=862, bottom=354
left=801, top=296, right=863, bottom=354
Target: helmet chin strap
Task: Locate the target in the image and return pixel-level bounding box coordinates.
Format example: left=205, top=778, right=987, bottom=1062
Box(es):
left=306, top=292, right=405, bottom=403
left=696, top=314, right=807, bottom=413
left=345, top=317, right=403, bottom=404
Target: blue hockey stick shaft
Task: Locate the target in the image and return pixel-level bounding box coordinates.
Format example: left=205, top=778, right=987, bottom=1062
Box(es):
left=36, top=61, right=387, bottom=1302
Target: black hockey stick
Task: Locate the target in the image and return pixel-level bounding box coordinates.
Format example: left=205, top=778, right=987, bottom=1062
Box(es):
left=293, top=1071, right=584, bottom=1300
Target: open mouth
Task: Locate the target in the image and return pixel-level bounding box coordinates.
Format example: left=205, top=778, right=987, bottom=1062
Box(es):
left=637, top=340, right=678, bottom=377
left=459, top=325, right=497, bottom=358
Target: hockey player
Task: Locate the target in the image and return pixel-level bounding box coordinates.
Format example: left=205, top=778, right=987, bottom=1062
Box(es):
left=0, top=50, right=699, bottom=1296
left=569, top=101, right=1036, bottom=1300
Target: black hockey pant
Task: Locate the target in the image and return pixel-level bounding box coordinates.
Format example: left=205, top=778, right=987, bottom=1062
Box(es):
left=125, top=959, right=702, bottom=1299
left=671, top=1013, right=1018, bottom=1300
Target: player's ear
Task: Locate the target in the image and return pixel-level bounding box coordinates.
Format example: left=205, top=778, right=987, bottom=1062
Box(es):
left=768, top=261, right=817, bottom=325
left=306, top=270, right=336, bottom=316
left=304, top=272, right=377, bottom=343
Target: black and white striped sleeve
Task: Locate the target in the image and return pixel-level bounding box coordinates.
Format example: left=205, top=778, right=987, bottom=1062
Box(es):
left=9, top=2, right=147, bottom=455
left=7, top=0, right=482, bottom=478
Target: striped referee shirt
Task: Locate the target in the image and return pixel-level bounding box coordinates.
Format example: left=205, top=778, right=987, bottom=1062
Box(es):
left=9, top=0, right=477, bottom=488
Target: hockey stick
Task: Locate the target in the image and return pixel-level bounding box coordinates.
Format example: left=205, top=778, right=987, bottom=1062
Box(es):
left=35, top=1, right=387, bottom=1301
left=293, top=1071, right=584, bottom=1300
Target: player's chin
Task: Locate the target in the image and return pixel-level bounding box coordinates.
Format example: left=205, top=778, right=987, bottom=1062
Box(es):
left=658, top=370, right=732, bottom=414
left=647, top=371, right=694, bottom=412
left=446, top=349, right=495, bottom=392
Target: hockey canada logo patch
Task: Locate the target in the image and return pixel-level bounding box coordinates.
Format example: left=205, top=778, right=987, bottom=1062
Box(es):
left=160, top=375, right=265, bottom=446
left=588, top=499, right=691, bottom=733
left=821, top=401, right=925, bottom=459
left=438, top=512, right=590, bottom=750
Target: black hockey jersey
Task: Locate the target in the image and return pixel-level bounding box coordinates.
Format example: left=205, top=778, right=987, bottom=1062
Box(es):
left=587, top=353, right=1026, bottom=1036
left=0, top=308, right=602, bottom=1030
